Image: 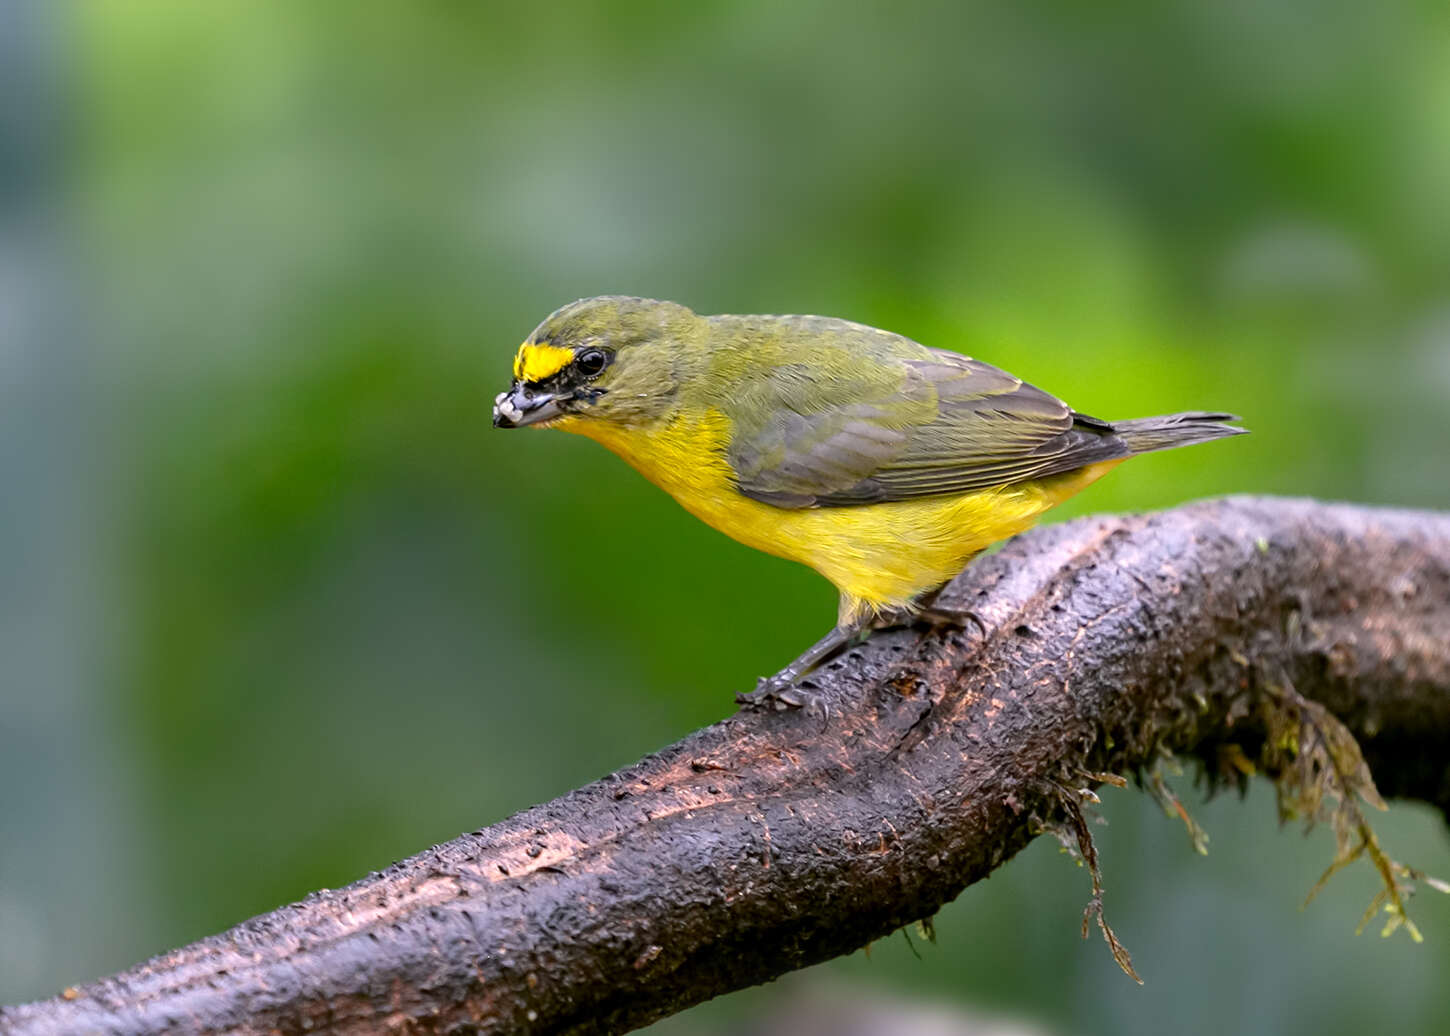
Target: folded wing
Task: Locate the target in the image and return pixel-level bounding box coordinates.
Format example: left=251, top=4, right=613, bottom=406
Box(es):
left=726, top=348, right=1130, bottom=509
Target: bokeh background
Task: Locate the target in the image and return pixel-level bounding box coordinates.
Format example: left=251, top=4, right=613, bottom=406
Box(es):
left=3, top=2, right=1449, bottom=1033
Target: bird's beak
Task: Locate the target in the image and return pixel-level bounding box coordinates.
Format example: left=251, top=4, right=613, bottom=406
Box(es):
left=493, top=384, right=563, bottom=429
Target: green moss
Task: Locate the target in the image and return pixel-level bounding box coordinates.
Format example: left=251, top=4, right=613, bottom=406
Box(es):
left=1258, top=679, right=1447, bottom=942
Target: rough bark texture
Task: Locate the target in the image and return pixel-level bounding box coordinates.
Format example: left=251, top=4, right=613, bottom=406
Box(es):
left=5, top=497, right=1449, bottom=1035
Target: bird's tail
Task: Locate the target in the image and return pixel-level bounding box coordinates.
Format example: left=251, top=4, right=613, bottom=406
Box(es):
left=1106, top=411, right=1247, bottom=455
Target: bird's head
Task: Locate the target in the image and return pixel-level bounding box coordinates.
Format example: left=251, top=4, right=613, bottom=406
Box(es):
left=492, top=296, right=701, bottom=430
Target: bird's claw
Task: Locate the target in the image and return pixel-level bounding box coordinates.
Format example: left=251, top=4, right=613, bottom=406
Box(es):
left=736, top=676, right=830, bottom=720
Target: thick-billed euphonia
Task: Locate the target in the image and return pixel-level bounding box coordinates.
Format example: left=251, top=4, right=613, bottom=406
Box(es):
left=493, top=296, right=1244, bottom=707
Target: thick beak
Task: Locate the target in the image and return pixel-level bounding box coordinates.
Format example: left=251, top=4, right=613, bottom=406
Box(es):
left=492, top=384, right=563, bottom=428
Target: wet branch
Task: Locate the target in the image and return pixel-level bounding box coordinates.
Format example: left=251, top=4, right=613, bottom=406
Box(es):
left=4, top=497, right=1449, bottom=1035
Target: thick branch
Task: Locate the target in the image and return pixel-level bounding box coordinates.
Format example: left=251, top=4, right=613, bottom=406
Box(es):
left=5, top=497, right=1449, bottom=1035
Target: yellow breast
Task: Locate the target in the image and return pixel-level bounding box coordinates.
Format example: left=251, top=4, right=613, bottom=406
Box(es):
left=551, top=409, right=1118, bottom=621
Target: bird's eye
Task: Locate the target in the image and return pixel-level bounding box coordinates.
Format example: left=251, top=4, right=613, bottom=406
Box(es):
left=575, top=348, right=608, bottom=377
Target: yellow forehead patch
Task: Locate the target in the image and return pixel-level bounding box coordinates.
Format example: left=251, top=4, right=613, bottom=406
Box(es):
left=513, top=343, right=575, bottom=383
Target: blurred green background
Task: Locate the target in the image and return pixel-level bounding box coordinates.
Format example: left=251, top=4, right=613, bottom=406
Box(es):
left=3, top=1, right=1449, bottom=1033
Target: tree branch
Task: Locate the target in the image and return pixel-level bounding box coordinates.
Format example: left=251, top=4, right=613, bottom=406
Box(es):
left=5, top=497, right=1449, bottom=1035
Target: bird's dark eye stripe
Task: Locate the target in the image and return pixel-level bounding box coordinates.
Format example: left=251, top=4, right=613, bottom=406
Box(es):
left=575, top=348, right=608, bottom=376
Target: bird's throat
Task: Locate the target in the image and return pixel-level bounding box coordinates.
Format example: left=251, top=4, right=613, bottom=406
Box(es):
left=552, top=410, right=737, bottom=501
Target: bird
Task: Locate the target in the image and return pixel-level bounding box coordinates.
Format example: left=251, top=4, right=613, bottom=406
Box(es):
left=493, top=296, right=1245, bottom=708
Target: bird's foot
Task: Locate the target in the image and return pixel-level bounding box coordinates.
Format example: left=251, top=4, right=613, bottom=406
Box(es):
left=920, top=605, right=989, bottom=641
left=736, top=674, right=829, bottom=718
left=736, top=623, right=857, bottom=717
left=880, top=600, right=988, bottom=640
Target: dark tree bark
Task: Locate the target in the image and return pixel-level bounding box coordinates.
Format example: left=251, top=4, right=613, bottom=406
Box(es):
left=5, top=497, right=1449, bottom=1035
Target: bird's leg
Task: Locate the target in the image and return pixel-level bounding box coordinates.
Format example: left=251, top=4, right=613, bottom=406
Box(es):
left=736, top=619, right=867, bottom=712
left=738, top=586, right=990, bottom=714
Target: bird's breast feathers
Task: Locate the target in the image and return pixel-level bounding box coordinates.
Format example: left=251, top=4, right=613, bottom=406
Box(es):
left=551, top=400, right=1114, bottom=614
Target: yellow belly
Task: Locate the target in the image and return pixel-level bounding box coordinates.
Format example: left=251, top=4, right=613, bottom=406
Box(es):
left=553, top=410, right=1119, bottom=621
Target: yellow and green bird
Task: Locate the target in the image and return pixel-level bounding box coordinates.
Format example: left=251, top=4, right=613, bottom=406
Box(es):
left=493, top=296, right=1244, bottom=707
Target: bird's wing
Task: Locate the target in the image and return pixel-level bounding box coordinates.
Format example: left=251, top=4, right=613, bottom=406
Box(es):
left=725, top=348, right=1128, bottom=509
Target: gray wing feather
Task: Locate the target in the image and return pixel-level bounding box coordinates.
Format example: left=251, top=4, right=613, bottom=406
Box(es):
left=729, top=349, right=1130, bottom=509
